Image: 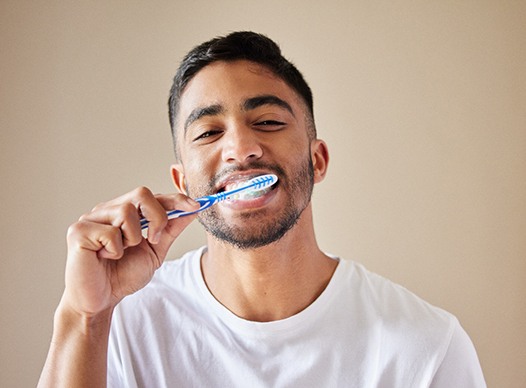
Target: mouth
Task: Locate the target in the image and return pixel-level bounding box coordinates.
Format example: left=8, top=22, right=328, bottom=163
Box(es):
left=216, top=173, right=279, bottom=203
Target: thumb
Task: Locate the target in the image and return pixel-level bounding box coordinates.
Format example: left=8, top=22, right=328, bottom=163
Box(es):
left=150, top=213, right=198, bottom=260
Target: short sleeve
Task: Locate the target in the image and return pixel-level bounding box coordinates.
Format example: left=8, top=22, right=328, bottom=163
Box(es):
left=430, top=320, right=486, bottom=388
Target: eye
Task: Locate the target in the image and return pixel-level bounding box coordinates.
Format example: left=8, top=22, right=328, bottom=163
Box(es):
left=254, top=120, right=286, bottom=130
left=193, top=129, right=223, bottom=142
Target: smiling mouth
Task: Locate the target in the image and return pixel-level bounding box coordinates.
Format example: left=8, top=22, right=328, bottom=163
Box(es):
left=217, top=176, right=278, bottom=202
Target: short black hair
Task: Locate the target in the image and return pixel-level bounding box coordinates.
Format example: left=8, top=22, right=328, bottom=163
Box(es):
left=168, top=31, right=315, bottom=158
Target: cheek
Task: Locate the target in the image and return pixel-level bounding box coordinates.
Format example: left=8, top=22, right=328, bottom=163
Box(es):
left=178, top=161, right=212, bottom=197
left=185, top=179, right=208, bottom=198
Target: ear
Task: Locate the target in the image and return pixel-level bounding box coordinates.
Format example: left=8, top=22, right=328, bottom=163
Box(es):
left=311, top=139, right=329, bottom=184
left=170, top=164, right=188, bottom=195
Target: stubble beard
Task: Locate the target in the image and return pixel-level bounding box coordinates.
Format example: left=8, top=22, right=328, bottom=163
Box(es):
left=195, top=157, right=315, bottom=250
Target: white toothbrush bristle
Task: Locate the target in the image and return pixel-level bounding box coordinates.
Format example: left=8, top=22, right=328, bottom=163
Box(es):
left=224, top=174, right=277, bottom=202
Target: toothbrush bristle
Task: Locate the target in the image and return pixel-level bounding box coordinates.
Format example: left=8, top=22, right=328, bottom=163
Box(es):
left=222, top=174, right=277, bottom=202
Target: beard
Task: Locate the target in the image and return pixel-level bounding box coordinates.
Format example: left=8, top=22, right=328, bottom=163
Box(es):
left=189, top=156, right=314, bottom=250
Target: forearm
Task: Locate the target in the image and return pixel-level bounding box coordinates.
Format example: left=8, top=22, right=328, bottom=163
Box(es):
left=38, top=301, right=113, bottom=388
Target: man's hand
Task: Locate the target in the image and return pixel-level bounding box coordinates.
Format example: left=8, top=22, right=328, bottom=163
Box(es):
left=61, top=187, right=200, bottom=317
left=38, top=187, right=199, bottom=388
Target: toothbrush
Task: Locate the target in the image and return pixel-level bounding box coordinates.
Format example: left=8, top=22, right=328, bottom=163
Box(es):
left=140, top=174, right=278, bottom=229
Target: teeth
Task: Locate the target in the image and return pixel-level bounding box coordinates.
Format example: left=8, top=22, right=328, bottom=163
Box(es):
left=224, top=182, right=272, bottom=202
left=224, top=181, right=242, bottom=192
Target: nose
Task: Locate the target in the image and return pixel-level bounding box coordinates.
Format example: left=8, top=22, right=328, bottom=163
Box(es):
left=221, top=124, right=263, bottom=164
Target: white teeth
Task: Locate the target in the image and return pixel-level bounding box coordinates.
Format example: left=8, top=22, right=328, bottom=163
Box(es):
left=227, top=186, right=271, bottom=201
left=223, top=180, right=272, bottom=202
left=224, top=182, right=242, bottom=192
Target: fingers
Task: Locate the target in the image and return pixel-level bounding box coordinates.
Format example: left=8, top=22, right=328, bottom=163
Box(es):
left=79, top=187, right=199, bottom=250
left=149, top=205, right=199, bottom=259
left=89, top=187, right=163, bottom=244
left=80, top=202, right=141, bottom=248
left=155, top=193, right=201, bottom=220
left=67, top=220, right=125, bottom=260
left=141, top=191, right=200, bottom=243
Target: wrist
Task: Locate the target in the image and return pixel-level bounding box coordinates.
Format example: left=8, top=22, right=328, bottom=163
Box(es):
left=54, top=298, right=114, bottom=338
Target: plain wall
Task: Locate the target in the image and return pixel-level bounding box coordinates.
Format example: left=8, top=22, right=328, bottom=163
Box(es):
left=1, top=1, right=525, bottom=387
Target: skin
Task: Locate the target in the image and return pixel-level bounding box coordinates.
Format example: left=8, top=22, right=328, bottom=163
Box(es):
left=38, top=59, right=335, bottom=387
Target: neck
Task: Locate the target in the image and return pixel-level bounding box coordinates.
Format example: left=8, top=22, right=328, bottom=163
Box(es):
left=201, top=206, right=338, bottom=322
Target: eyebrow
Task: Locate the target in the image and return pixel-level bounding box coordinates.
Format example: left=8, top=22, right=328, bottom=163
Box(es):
left=183, top=95, right=295, bottom=136
left=242, top=95, right=295, bottom=116
left=184, top=104, right=224, bottom=133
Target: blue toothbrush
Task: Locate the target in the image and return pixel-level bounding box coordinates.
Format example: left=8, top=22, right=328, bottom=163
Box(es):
left=140, top=174, right=278, bottom=229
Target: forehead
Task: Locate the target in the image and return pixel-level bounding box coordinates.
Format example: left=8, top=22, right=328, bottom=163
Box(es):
left=176, top=60, right=304, bottom=128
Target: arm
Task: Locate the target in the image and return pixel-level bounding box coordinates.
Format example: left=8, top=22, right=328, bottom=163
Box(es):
left=38, top=304, right=113, bottom=388
left=38, top=187, right=199, bottom=388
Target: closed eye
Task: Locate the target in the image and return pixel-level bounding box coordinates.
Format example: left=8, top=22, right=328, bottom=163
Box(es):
left=255, top=120, right=286, bottom=129
left=193, top=130, right=223, bottom=142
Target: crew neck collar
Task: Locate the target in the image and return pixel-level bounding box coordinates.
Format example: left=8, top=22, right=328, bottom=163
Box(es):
left=191, top=246, right=344, bottom=339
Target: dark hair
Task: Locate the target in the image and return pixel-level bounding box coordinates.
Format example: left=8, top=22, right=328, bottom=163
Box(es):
left=168, top=31, right=315, bottom=157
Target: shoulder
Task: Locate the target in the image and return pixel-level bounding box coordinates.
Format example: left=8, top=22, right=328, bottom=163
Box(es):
left=340, top=258, right=454, bottom=322
left=335, top=258, right=483, bottom=383
left=336, top=258, right=458, bottom=352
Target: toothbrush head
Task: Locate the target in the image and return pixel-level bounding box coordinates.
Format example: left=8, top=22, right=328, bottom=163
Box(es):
left=218, top=174, right=278, bottom=202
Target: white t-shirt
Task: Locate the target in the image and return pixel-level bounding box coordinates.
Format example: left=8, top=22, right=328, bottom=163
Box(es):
left=107, top=247, right=486, bottom=387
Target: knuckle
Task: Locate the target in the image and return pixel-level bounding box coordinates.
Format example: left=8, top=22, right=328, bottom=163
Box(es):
left=66, top=220, right=87, bottom=241
left=108, top=225, right=122, bottom=240
left=134, top=186, right=152, bottom=200
left=90, top=202, right=105, bottom=212
left=66, top=222, right=79, bottom=237
left=117, top=202, right=137, bottom=220
left=78, top=212, right=91, bottom=222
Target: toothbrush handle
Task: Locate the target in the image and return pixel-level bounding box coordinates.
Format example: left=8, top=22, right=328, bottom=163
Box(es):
left=140, top=196, right=216, bottom=230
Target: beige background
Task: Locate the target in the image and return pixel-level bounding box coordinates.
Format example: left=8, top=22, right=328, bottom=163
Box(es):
left=1, top=1, right=525, bottom=387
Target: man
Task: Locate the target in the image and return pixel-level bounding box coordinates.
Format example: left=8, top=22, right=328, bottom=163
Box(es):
left=39, top=31, right=486, bottom=387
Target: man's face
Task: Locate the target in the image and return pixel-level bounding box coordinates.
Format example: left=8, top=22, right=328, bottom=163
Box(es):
left=173, top=60, right=320, bottom=249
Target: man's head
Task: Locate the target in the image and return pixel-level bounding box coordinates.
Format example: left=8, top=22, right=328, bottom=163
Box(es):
left=168, top=31, right=315, bottom=160
left=168, top=32, right=329, bottom=250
